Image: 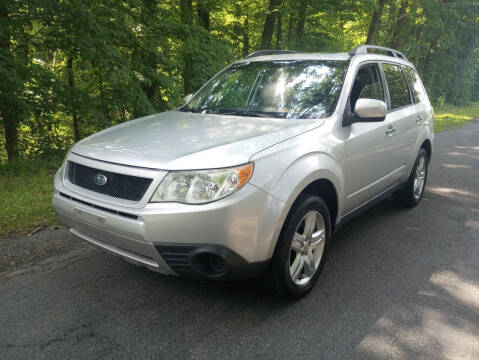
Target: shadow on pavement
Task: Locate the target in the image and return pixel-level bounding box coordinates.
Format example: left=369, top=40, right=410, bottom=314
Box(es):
left=1, top=123, right=479, bottom=359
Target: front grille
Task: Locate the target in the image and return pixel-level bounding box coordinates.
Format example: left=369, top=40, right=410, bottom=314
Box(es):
left=67, top=161, right=152, bottom=201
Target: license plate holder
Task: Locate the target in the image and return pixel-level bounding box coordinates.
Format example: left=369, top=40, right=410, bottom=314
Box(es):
left=74, top=207, right=107, bottom=226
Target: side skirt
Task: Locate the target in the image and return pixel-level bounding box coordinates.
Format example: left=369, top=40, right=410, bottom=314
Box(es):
left=334, top=182, right=406, bottom=232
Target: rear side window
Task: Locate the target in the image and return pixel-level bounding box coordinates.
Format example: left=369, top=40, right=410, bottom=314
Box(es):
left=382, top=63, right=411, bottom=110
left=403, top=66, right=427, bottom=103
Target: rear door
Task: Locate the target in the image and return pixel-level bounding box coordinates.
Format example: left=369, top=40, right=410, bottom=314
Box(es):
left=381, top=63, right=417, bottom=179
left=402, top=65, right=430, bottom=139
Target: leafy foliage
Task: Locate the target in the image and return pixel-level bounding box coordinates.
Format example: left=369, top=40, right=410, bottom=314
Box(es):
left=0, top=0, right=478, bottom=163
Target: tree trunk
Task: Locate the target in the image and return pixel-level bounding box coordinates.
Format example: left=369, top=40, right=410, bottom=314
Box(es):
left=451, top=34, right=477, bottom=104
left=180, top=0, right=195, bottom=94
left=180, top=0, right=193, bottom=26
left=421, top=32, right=440, bottom=83
left=142, top=83, right=156, bottom=104
left=242, top=17, right=250, bottom=57
left=197, top=0, right=210, bottom=31
left=3, top=115, right=18, bottom=163
left=390, top=0, right=408, bottom=49
left=287, top=12, right=294, bottom=46
left=139, top=0, right=160, bottom=109
left=295, top=0, right=307, bottom=37
left=98, top=66, right=111, bottom=124
left=51, top=50, right=57, bottom=70
left=0, top=5, right=19, bottom=161
left=66, top=57, right=80, bottom=142
left=413, top=30, right=423, bottom=68
left=275, top=11, right=282, bottom=49
left=0, top=5, right=10, bottom=51
left=260, top=0, right=280, bottom=49
left=366, top=0, right=387, bottom=44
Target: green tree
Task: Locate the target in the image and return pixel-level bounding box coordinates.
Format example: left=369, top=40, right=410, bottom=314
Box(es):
left=0, top=0, right=478, bottom=163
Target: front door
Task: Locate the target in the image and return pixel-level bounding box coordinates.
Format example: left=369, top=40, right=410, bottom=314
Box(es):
left=343, top=62, right=397, bottom=211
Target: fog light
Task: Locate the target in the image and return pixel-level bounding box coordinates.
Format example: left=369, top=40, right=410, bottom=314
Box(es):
left=208, top=254, right=227, bottom=275
left=192, top=253, right=227, bottom=276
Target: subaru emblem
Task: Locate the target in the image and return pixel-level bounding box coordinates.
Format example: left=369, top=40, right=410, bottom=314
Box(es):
left=94, top=173, right=108, bottom=186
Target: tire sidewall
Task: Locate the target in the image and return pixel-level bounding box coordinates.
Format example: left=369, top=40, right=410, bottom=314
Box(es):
left=409, top=149, right=429, bottom=204
left=273, top=195, right=331, bottom=298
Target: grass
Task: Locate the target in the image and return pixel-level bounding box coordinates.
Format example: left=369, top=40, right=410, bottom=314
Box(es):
left=434, top=102, right=479, bottom=132
left=0, top=157, right=63, bottom=238
left=1, top=102, right=478, bottom=238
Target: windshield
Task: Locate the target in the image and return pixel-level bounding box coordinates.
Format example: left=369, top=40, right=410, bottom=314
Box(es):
left=182, top=60, right=348, bottom=119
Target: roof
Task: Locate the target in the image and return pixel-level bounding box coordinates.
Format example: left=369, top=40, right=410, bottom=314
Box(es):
left=239, top=52, right=351, bottom=63
left=240, top=46, right=412, bottom=66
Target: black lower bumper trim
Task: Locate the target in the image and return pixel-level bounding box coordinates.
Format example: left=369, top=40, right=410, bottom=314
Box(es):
left=155, top=243, right=269, bottom=280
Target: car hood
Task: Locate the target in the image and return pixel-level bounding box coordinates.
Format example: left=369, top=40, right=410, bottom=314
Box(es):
left=72, top=111, right=324, bottom=170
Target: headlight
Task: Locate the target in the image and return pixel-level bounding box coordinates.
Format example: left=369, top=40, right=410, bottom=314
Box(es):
left=150, top=163, right=254, bottom=204
left=60, top=151, right=70, bottom=179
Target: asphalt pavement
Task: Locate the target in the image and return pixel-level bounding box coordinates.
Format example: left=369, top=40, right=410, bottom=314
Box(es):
left=1, top=121, right=479, bottom=360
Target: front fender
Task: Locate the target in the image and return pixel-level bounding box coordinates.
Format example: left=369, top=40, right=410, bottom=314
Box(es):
left=250, top=136, right=344, bottom=258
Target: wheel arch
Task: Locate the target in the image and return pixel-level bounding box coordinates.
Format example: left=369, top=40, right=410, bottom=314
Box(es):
left=266, top=172, right=342, bottom=259
left=421, top=139, right=432, bottom=161
left=300, top=179, right=339, bottom=229
left=404, top=125, right=433, bottom=178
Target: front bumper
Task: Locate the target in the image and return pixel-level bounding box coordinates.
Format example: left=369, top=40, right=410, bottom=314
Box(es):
left=52, top=165, right=284, bottom=279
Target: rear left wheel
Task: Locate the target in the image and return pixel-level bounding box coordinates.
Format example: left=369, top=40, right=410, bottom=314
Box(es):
left=393, top=148, right=428, bottom=207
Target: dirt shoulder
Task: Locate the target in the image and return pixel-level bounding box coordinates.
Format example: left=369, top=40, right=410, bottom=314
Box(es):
left=0, top=226, right=88, bottom=273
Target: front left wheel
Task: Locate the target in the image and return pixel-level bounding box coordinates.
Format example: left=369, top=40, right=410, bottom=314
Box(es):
left=262, top=194, right=331, bottom=299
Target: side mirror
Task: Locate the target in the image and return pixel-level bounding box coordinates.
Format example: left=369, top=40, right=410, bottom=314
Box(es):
left=183, top=93, right=194, bottom=105
left=353, top=98, right=387, bottom=122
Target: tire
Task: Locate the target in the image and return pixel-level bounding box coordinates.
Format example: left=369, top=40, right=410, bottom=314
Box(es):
left=262, top=194, right=331, bottom=299
left=393, top=148, right=429, bottom=207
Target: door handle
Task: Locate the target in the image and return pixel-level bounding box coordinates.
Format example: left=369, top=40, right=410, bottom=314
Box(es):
left=416, top=115, right=423, bottom=124
left=385, top=125, right=397, bottom=136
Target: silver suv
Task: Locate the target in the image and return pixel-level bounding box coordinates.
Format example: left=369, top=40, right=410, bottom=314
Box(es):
left=53, top=45, right=433, bottom=298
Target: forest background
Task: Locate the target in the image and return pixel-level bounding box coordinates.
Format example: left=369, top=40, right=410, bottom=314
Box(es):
left=0, top=0, right=478, bottom=235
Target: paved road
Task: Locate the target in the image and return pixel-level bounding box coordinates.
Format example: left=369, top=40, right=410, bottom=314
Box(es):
left=2, top=122, right=479, bottom=360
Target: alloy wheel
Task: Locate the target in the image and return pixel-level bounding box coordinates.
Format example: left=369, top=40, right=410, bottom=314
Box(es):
left=413, top=155, right=426, bottom=200
left=289, top=210, right=326, bottom=286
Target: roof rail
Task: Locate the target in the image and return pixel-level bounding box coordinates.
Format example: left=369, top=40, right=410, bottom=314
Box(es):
left=349, top=45, right=407, bottom=61
left=244, top=50, right=299, bottom=59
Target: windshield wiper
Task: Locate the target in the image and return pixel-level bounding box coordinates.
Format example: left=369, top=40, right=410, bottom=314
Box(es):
left=216, top=109, right=271, bottom=118
left=180, top=108, right=274, bottom=118
left=180, top=107, right=203, bottom=113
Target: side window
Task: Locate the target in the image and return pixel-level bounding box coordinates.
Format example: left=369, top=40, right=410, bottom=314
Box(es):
left=403, top=66, right=427, bottom=103
left=350, top=63, right=385, bottom=111
left=382, top=63, right=412, bottom=110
